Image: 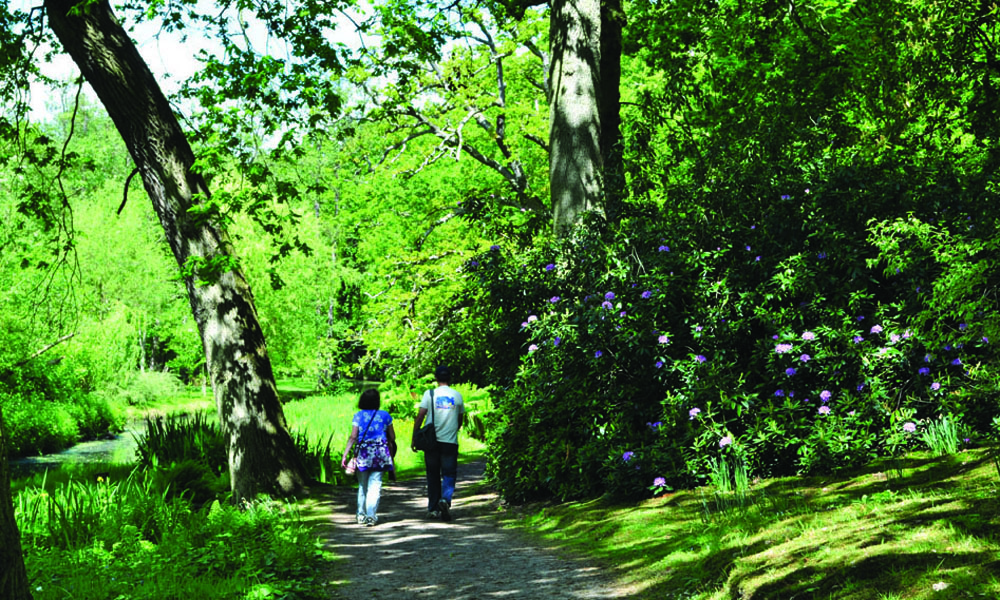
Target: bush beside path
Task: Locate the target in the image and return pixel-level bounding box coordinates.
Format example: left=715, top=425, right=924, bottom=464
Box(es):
left=299, top=460, right=636, bottom=599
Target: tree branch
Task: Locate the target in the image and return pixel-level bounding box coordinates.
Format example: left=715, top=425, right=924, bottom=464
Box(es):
left=15, top=333, right=75, bottom=368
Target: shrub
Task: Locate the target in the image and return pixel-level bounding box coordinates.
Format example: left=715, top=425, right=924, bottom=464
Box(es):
left=470, top=166, right=1000, bottom=502
left=114, top=370, right=183, bottom=407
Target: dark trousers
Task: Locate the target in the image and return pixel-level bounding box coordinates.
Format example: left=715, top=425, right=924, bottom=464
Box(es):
left=424, top=441, right=458, bottom=511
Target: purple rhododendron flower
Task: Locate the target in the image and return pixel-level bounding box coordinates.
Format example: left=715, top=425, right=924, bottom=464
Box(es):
left=658, top=335, right=669, bottom=344
left=622, top=451, right=634, bottom=462
left=658, top=245, right=670, bottom=252
left=871, top=325, right=883, bottom=334
left=602, top=301, right=613, bottom=310
left=918, top=367, right=930, bottom=375
left=520, top=321, right=529, bottom=328
left=853, top=336, right=864, bottom=344
left=719, top=436, right=732, bottom=447
left=984, top=336, right=990, bottom=344
left=775, top=389, right=785, bottom=397
left=490, top=245, right=501, bottom=251
left=695, top=355, right=707, bottom=363
left=820, top=390, right=832, bottom=402
left=952, top=358, right=962, bottom=366
left=545, top=263, right=555, bottom=271
left=931, top=382, right=941, bottom=390
left=903, top=422, right=917, bottom=433
left=620, top=311, right=627, bottom=318
left=527, top=315, right=538, bottom=322
left=689, top=408, right=701, bottom=419
left=641, top=290, right=652, bottom=299
left=655, top=360, right=664, bottom=368
left=800, top=354, right=811, bottom=362
left=857, top=384, right=865, bottom=392
left=959, top=323, right=968, bottom=330
left=550, top=296, right=560, bottom=303
left=802, top=331, right=816, bottom=341
left=772, top=335, right=780, bottom=340
left=818, top=406, right=831, bottom=415
left=653, top=477, right=667, bottom=488
left=605, top=292, right=616, bottom=301
left=696, top=325, right=703, bottom=332
left=890, top=334, right=900, bottom=343
left=857, top=316, right=865, bottom=321
left=785, top=368, right=796, bottom=376
left=595, top=350, right=603, bottom=358
left=775, top=343, right=793, bottom=354
left=528, top=344, right=538, bottom=352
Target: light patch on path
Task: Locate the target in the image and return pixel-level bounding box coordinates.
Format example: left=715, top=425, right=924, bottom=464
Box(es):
left=300, top=461, right=636, bottom=599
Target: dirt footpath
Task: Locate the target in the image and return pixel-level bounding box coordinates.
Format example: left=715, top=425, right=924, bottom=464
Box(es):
left=301, top=460, right=636, bottom=599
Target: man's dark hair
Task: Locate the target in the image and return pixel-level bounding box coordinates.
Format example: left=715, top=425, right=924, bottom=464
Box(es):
left=359, top=388, right=381, bottom=410
left=434, top=365, right=451, bottom=384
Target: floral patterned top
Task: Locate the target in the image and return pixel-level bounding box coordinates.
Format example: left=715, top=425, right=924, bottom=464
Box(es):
left=352, top=410, right=393, bottom=441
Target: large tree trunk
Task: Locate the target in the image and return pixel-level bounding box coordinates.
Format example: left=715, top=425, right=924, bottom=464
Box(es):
left=45, top=0, right=307, bottom=502
left=549, top=0, right=604, bottom=236
left=599, top=0, right=624, bottom=226
left=0, top=408, right=33, bottom=600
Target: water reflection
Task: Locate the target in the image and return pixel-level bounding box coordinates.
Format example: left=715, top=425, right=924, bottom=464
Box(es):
left=9, top=422, right=146, bottom=478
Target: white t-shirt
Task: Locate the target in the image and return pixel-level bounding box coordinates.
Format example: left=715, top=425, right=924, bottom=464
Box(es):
left=420, top=385, right=464, bottom=445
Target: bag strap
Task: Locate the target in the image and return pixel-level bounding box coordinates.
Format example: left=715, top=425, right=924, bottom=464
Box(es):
left=358, top=409, right=377, bottom=442
left=427, top=388, right=435, bottom=426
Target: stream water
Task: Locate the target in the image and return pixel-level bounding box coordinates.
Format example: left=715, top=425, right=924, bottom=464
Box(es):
left=9, top=421, right=147, bottom=478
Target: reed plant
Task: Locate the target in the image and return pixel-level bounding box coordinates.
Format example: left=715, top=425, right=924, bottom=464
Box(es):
left=920, top=414, right=962, bottom=456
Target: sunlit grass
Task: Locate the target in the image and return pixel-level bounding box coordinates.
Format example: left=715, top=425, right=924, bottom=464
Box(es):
left=499, top=449, right=1000, bottom=599
left=282, top=383, right=487, bottom=482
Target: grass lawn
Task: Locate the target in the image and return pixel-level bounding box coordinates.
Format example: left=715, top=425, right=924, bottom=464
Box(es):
left=499, top=449, right=1000, bottom=599
left=281, top=381, right=488, bottom=481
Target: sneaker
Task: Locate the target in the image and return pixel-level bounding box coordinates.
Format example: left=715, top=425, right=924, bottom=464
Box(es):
left=356, top=514, right=366, bottom=525
left=427, top=510, right=441, bottom=519
left=437, top=499, right=451, bottom=522
left=364, top=516, right=378, bottom=527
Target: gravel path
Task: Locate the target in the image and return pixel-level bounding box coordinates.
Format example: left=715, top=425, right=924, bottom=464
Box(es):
left=301, top=460, right=635, bottom=599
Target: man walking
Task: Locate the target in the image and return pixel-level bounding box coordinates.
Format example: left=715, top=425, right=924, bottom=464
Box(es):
left=412, top=365, right=463, bottom=520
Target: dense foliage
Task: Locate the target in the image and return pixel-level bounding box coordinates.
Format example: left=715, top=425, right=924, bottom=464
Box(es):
left=3, top=0, right=1000, bottom=509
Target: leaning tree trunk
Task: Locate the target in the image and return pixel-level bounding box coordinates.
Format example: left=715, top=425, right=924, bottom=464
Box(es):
left=0, top=408, right=33, bottom=600
left=45, top=0, right=307, bottom=502
left=550, top=0, right=604, bottom=237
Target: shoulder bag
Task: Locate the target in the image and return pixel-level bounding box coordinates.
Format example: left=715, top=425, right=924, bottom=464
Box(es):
left=412, top=389, right=438, bottom=451
left=344, top=410, right=377, bottom=475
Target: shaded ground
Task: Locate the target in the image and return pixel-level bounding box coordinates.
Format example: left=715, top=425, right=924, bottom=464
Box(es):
left=300, top=460, right=636, bottom=599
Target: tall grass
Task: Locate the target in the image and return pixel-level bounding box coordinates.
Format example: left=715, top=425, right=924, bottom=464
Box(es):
left=920, top=414, right=962, bottom=456
left=15, top=467, right=329, bottom=599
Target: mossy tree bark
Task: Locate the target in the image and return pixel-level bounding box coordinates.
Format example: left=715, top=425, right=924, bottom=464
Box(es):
left=45, top=0, right=307, bottom=502
left=0, top=408, right=33, bottom=600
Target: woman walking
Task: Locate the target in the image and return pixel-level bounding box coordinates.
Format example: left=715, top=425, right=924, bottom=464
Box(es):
left=341, top=389, right=395, bottom=526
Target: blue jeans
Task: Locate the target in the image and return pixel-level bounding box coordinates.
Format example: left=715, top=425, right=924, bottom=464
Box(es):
left=424, top=441, right=458, bottom=511
left=356, top=470, right=383, bottom=519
